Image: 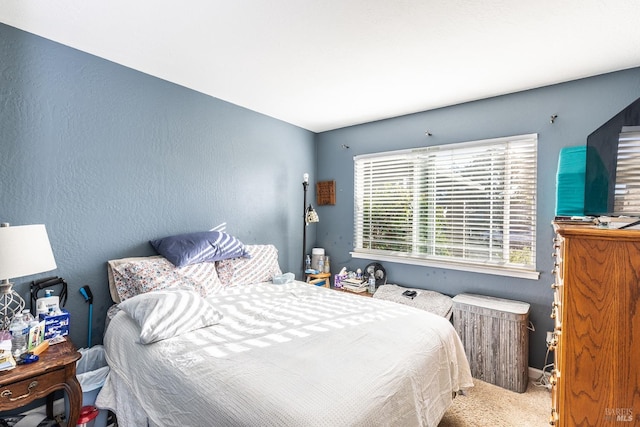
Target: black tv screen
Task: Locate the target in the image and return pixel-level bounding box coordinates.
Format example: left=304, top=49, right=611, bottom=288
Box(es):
left=584, top=97, right=640, bottom=217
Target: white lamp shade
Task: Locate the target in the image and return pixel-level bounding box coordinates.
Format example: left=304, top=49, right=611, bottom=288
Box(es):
left=305, top=206, right=319, bottom=224
left=0, top=224, right=57, bottom=281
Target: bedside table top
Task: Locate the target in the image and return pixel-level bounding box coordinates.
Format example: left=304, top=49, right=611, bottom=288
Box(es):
left=0, top=340, right=80, bottom=386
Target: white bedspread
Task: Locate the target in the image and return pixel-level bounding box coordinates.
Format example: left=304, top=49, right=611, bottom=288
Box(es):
left=97, top=281, right=473, bottom=427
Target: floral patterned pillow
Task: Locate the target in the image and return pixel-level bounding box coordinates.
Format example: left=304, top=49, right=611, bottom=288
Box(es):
left=113, top=257, right=222, bottom=301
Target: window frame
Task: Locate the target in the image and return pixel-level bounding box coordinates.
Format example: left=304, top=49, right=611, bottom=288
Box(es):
left=351, top=134, right=540, bottom=280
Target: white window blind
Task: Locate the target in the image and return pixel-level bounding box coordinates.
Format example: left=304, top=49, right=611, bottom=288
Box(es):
left=614, top=129, right=640, bottom=214
left=353, top=134, right=538, bottom=277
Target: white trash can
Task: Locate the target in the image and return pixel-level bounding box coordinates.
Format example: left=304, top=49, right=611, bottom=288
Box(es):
left=66, top=345, right=110, bottom=427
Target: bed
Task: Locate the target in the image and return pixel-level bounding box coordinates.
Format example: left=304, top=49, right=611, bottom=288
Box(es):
left=96, top=234, right=473, bottom=427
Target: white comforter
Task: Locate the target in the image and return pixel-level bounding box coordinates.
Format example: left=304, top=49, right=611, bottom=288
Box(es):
left=97, top=281, right=473, bottom=427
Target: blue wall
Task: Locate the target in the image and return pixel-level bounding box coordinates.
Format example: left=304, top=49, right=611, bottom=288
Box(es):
left=315, top=67, right=640, bottom=368
left=0, top=23, right=316, bottom=348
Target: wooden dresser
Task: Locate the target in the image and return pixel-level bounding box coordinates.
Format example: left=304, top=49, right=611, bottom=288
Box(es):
left=550, top=225, right=640, bottom=425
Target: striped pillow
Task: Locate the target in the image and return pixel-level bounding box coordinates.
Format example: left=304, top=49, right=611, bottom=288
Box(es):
left=180, top=261, right=224, bottom=295
left=216, top=244, right=282, bottom=287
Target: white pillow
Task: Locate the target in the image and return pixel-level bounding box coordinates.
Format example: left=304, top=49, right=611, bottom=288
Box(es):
left=118, top=289, right=223, bottom=344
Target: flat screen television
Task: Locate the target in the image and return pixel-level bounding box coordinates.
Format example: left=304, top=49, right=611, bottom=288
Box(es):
left=584, top=96, right=640, bottom=217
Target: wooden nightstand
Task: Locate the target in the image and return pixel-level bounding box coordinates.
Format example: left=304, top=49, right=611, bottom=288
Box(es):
left=0, top=340, right=82, bottom=426
left=306, top=272, right=331, bottom=288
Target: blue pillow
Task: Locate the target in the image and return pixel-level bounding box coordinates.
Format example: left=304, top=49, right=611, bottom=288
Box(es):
left=149, top=231, right=249, bottom=267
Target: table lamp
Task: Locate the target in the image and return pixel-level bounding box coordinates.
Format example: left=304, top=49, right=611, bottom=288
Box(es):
left=0, top=223, right=57, bottom=330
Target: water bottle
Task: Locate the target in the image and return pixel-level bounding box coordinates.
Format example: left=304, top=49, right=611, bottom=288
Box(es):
left=318, top=257, right=324, bottom=274
left=9, top=312, right=28, bottom=357
left=305, top=255, right=311, bottom=272
left=323, top=256, right=330, bottom=273
left=368, top=275, right=376, bottom=294
left=22, top=309, right=36, bottom=325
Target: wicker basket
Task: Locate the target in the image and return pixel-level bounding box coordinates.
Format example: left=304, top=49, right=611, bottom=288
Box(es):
left=452, top=293, right=530, bottom=393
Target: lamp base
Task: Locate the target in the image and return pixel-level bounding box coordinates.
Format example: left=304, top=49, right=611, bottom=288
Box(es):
left=0, top=280, right=26, bottom=330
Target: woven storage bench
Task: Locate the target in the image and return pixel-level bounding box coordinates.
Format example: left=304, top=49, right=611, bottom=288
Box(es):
left=373, top=284, right=453, bottom=319
left=452, top=293, right=530, bottom=393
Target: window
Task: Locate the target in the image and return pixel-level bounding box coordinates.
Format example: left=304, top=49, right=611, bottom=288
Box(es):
left=353, top=134, right=538, bottom=279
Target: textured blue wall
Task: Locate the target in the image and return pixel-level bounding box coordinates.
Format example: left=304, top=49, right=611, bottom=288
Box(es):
left=0, top=23, right=316, bottom=348
left=315, top=68, right=640, bottom=369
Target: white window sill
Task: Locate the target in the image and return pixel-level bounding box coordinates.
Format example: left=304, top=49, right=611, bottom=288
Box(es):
left=350, top=251, right=540, bottom=280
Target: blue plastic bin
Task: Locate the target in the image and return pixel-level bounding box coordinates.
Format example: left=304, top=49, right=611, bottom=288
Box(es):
left=556, top=146, right=586, bottom=216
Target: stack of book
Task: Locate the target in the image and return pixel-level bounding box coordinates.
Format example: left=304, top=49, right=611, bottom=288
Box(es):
left=0, top=332, right=15, bottom=371
left=341, top=278, right=368, bottom=293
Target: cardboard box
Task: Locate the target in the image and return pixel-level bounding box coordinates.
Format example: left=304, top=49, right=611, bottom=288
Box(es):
left=39, top=309, right=70, bottom=341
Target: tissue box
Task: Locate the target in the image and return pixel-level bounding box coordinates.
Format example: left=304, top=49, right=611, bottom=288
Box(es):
left=39, top=309, right=70, bottom=340
left=334, top=274, right=347, bottom=288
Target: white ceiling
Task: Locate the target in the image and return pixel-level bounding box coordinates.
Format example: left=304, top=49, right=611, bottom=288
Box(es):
left=2, top=1, right=640, bottom=132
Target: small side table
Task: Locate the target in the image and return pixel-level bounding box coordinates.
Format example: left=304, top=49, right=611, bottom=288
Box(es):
left=306, top=272, right=331, bottom=288
left=0, top=340, right=81, bottom=426
left=334, top=287, right=374, bottom=297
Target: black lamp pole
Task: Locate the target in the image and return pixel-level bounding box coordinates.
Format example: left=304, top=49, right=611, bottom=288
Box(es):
left=302, top=176, right=309, bottom=279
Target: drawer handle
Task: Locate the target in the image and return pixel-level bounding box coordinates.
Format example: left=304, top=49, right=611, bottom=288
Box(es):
left=1, top=381, right=38, bottom=402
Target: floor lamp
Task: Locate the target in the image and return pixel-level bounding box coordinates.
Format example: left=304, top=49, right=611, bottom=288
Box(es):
left=302, top=173, right=319, bottom=279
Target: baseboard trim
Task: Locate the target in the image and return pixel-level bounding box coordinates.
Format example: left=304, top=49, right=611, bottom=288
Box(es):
left=528, top=366, right=545, bottom=381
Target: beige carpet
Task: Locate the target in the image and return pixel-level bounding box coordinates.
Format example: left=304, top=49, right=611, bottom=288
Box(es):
left=439, top=379, right=551, bottom=426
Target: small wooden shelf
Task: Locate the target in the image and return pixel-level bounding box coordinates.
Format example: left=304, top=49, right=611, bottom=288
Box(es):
left=306, top=272, right=331, bottom=288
